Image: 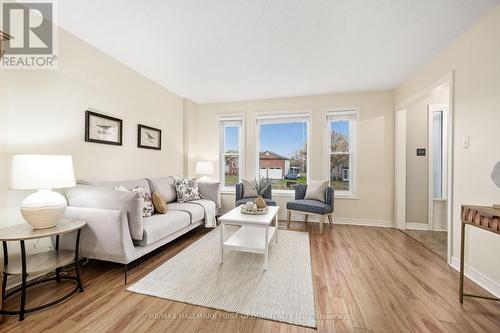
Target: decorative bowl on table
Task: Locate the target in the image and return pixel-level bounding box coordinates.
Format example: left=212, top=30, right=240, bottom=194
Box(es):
left=240, top=202, right=269, bottom=215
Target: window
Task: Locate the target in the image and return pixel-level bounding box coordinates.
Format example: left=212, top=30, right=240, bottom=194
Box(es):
left=328, top=110, right=357, bottom=194
left=256, top=114, right=309, bottom=190
left=219, top=116, right=243, bottom=188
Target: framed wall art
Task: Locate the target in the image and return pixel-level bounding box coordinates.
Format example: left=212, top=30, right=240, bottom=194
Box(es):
left=85, top=110, right=123, bottom=146
left=138, top=124, right=162, bottom=150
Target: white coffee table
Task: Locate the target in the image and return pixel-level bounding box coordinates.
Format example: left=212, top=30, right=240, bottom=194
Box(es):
left=218, top=205, right=279, bottom=270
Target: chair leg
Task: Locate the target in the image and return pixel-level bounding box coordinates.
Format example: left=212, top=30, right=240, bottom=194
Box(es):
left=124, top=264, right=128, bottom=284
left=328, top=214, right=333, bottom=228
left=304, top=214, right=308, bottom=223
left=320, top=216, right=324, bottom=234
left=287, top=210, right=291, bottom=229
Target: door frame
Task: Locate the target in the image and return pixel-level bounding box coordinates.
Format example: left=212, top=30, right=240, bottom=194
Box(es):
left=428, top=104, right=449, bottom=232
left=394, top=72, right=454, bottom=265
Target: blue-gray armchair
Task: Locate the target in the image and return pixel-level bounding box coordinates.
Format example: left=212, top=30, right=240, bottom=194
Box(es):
left=286, top=184, right=334, bottom=234
left=235, top=183, right=276, bottom=206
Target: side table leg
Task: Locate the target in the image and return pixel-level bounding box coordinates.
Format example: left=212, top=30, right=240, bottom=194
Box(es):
left=2, top=241, right=8, bottom=305
left=275, top=214, right=278, bottom=243
left=74, top=229, right=84, bottom=292
left=459, top=222, right=466, bottom=303
left=19, top=240, right=27, bottom=321
left=264, top=225, right=269, bottom=270
left=55, top=235, right=61, bottom=282
left=219, top=223, right=224, bottom=264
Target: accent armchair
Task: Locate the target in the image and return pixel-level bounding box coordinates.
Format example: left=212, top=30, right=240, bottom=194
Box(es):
left=235, top=182, right=276, bottom=206
left=286, top=184, right=334, bottom=234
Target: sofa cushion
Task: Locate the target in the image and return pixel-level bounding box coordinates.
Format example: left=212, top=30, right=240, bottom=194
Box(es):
left=135, top=211, right=190, bottom=246
left=65, top=184, right=144, bottom=240
left=167, top=202, right=205, bottom=223
left=78, top=179, right=151, bottom=195
left=236, top=198, right=276, bottom=206
left=147, top=177, right=177, bottom=203
left=286, top=199, right=333, bottom=215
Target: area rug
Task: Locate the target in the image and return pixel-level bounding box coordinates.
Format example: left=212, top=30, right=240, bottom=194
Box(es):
left=127, top=226, right=317, bottom=328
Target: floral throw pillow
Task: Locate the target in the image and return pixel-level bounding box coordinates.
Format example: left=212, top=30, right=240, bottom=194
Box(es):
left=173, top=178, right=201, bottom=203
left=115, top=185, right=154, bottom=217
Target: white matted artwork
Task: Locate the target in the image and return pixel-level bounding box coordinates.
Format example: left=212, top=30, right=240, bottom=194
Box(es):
left=138, top=124, right=162, bottom=150
left=85, top=110, right=123, bottom=145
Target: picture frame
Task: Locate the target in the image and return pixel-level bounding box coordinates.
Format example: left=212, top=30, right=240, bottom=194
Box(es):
left=137, top=124, right=162, bottom=150
left=85, top=110, right=123, bottom=146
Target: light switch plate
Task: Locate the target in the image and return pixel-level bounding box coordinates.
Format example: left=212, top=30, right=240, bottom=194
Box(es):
left=463, top=135, right=470, bottom=148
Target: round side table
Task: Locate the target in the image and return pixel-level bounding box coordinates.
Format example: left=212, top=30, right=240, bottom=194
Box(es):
left=0, top=218, right=86, bottom=321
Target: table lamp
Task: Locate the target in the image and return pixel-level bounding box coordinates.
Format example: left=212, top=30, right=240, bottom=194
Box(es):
left=195, top=161, right=214, bottom=182
left=492, top=161, right=500, bottom=209
left=10, top=155, right=76, bottom=229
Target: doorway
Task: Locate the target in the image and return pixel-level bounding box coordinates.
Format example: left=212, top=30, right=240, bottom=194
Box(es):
left=395, top=74, right=453, bottom=262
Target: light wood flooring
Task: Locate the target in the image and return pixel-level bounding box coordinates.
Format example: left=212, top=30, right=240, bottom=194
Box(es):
left=403, top=229, right=448, bottom=259
left=1, top=221, right=499, bottom=332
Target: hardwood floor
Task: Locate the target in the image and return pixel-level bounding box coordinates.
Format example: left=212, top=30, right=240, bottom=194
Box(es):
left=403, top=229, right=447, bottom=259
left=1, top=222, right=499, bottom=332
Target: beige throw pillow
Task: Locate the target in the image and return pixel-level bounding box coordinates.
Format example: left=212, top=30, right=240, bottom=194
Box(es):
left=304, top=180, right=329, bottom=202
left=152, top=191, right=168, bottom=214
left=242, top=179, right=258, bottom=198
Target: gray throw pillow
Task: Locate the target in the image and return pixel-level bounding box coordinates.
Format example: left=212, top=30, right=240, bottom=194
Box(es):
left=304, top=180, right=329, bottom=202
left=242, top=179, right=258, bottom=198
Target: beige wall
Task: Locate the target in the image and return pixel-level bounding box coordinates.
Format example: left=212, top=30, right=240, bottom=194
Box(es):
left=405, top=84, right=449, bottom=226
left=189, top=91, right=395, bottom=224
left=0, top=27, right=186, bottom=231
left=396, top=5, right=500, bottom=289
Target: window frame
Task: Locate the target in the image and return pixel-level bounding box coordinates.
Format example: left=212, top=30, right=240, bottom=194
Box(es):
left=218, top=114, right=244, bottom=191
left=326, top=108, right=359, bottom=198
left=255, top=112, right=311, bottom=195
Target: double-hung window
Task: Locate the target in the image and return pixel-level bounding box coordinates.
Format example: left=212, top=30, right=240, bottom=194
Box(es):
left=256, top=113, right=310, bottom=191
left=327, top=110, right=357, bottom=195
left=219, top=115, right=243, bottom=189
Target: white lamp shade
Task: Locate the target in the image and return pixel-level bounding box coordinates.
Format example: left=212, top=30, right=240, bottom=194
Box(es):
left=195, top=161, right=214, bottom=176
left=10, top=155, right=76, bottom=190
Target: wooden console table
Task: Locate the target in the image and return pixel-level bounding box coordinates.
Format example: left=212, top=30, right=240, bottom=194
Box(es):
left=0, top=218, right=86, bottom=321
left=460, top=205, right=500, bottom=303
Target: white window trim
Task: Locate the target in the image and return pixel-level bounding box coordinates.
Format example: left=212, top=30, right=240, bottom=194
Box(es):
left=325, top=108, right=359, bottom=198
left=218, top=114, right=244, bottom=192
left=255, top=112, right=311, bottom=194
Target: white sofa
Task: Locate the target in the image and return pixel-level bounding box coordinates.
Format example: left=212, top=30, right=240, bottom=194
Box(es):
left=60, top=177, right=220, bottom=283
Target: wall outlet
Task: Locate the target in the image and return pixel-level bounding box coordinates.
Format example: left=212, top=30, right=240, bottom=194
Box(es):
left=463, top=135, right=470, bottom=148
left=416, top=148, right=426, bottom=156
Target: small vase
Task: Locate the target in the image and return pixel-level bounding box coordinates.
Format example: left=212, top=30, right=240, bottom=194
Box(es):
left=256, top=195, right=267, bottom=209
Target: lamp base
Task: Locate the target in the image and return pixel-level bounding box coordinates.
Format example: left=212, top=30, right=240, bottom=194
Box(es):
left=20, top=189, right=67, bottom=229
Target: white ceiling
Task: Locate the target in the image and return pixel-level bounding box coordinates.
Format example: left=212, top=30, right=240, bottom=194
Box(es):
left=57, top=0, right=499, bottom=103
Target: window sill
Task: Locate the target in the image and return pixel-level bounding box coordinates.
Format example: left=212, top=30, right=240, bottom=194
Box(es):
left=334, top=193, right=359, bottom=200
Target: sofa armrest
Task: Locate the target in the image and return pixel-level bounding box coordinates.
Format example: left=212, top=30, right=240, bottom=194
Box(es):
left=198, top=182, right=221, bottom=208
left=59, top=206, right=135, bottom=264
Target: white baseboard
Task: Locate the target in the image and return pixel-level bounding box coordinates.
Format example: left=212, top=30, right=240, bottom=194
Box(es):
left=450, top=257, right=500, bottom=298
left=406, top=222, right=429, bottom=230
left=332, top=217, right=394, bottom=228
left=433, top=227, right=447, bottom=232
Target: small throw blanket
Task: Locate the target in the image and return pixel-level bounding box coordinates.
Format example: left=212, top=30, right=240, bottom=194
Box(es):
left=191, top=199, right=217, bottom=228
